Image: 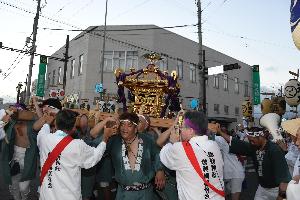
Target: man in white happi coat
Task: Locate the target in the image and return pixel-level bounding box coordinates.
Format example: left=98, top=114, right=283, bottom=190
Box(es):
left=160, top=110, right=225, bottom=200
left=37, top=109, right=117, bottom=200
left=215, top=134, right=245, bottom=200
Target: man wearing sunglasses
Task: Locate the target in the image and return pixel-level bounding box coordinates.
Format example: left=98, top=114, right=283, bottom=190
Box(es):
left=218, top=126, right=291, bottom=200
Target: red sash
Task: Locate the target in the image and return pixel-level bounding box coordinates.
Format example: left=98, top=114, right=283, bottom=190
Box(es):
left=182, top=141, right=225, bottom=197
left=40, top=135, right=73, bottom=186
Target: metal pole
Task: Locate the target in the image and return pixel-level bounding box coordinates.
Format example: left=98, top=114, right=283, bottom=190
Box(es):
left=202, top=50, right=206, bottom=114
left=197, top=0, right=204, bottom=111
left=99, top=0, right=108, bottom=101
left=25, top=0, right=41, bottom=104
left=16, top=83, right=22, bottom=104
left=63, top=35, right=70, bottom=91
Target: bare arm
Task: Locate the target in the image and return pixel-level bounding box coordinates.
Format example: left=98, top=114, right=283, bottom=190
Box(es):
left=32, top=96, right=43, bottom=118
left=157, top=111, right=184, bottom=147
left=156, top=126, right=175, bottom=147
left=90, top=117, right=119, bottom=138
left=33, top=113, right=55, bottom=132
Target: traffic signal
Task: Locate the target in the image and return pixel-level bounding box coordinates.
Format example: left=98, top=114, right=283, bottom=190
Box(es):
left=223, top=63, right=241, bottom=71
left=203, top=67, right=208, bottom=80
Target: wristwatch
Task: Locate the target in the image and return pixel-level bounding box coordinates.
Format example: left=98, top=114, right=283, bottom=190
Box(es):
left=278, top=190, right=286, bottom=199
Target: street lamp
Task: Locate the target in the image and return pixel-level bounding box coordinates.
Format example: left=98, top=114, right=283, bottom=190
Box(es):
left=16, top=82, right=23, bottom=104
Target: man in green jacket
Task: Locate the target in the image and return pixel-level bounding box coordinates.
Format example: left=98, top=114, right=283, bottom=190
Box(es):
left=218, top=126, right=291, bottom=200
left=1, top=104, right=38, bottom=200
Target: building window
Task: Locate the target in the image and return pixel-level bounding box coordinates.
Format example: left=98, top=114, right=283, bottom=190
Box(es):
left=104, top=51, right=113, bottom=71
left=234, top=77, right=239, bottom=93
left=113, top=51, right=126, bottom=71
left=104, top=51, right=138, bottom=72
left=126, top=51, right=138, bottom=71
left=213, top=75, right=219, bottom=88
left=214, top=104, right=219, bottom=114
left=224, top=105, right=229, bottom=115
left=244, top=81, right=249, bottom=97
left=235, top=107, right=239, bottom=116
left=189, top=64, right=196, bottom=83
left=70, top=60, right=75, bottom=79
left=158, top=57, right=168, bottom=72
left=52, top=70, right=56, bottom=86
left=177, top=59, right=183, bottom=79
left=78, top=54, right=83, bottom=75
left=47, top=72, right=51, bottom=89
left=58, top=67, right=62, bottom=84
left=224, top=74, right=228, bottom=91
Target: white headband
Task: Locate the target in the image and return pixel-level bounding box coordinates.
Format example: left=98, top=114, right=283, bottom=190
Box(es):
left=245, top=130, right=264, bottom=137
left=120, top=119, right=138, bottom=126
left=138, top=114, right=149, bottom=125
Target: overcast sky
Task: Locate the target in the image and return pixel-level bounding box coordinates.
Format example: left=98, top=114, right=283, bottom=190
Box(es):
left=0, top=0, right=298, bottom=103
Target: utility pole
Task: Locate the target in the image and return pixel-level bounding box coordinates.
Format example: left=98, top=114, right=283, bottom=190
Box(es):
left=16, top=82, right=23, bottom=104
left=63, top=35, right=70, bottom=91
left=202, top=50, right=207, bottom=113
left=25, top=0, right=41, bottom=104
left=23, top=74, right=28, bottom=103
left=196, top=0, right=204, bottom=112
left=99, top=0, right=108, bottom=101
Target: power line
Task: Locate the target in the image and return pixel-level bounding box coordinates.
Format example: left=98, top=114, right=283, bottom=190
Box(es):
left=40, top=24, right=198, bottom=32
left=203, top=27, right=294, bottom=50
left=0, top=44, right=66, bottom=79
left=0, top=0, right=80, bottom=29
left=5, top=45, right=27, bottom=72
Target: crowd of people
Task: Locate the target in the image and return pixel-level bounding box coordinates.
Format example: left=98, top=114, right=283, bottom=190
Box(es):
left=0, top=97, right=300, bottom=200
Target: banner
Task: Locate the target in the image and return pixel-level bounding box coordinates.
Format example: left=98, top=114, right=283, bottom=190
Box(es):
left=36, top=55, right=47, bottom=97
left=291, top=0, right=300, bottom=50
left=252, top=65, right=260, bottom=105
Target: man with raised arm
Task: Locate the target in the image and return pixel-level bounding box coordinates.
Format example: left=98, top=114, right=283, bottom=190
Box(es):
left=160, top=110, right=225, bottom=200
left=38, top=109, right=116, bottom=200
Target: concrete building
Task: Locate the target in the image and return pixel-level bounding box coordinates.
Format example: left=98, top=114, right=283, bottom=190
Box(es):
left=47, top=25, right=253, bottom=129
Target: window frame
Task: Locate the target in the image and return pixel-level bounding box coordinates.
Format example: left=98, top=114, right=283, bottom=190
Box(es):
left=224, top=74, right=228, bottom=91
left=244, top=80, right=249, bottom=97
left=224, top=105, right=229, bottom=115
left=70, top=59, right=75, bottom=79
left=52, top=70, right=56, bottom=86
left=213, top=75, right=219, bottom=89
left=214, top=104, right=220, bottom=114
left=189, top=64, right=197, bottom=83
left=58, top=67, right=62, bottom=84
left=177, top=59, right=183, bottom=79
left=234, top=77, right=239, bottom=93
left=78, top=54, right=83, bottom=75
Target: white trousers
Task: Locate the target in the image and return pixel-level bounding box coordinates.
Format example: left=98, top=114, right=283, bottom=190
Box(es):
left=9, top=146, right=31, bottom=200
left=254, top=185, right=278, bottom=200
